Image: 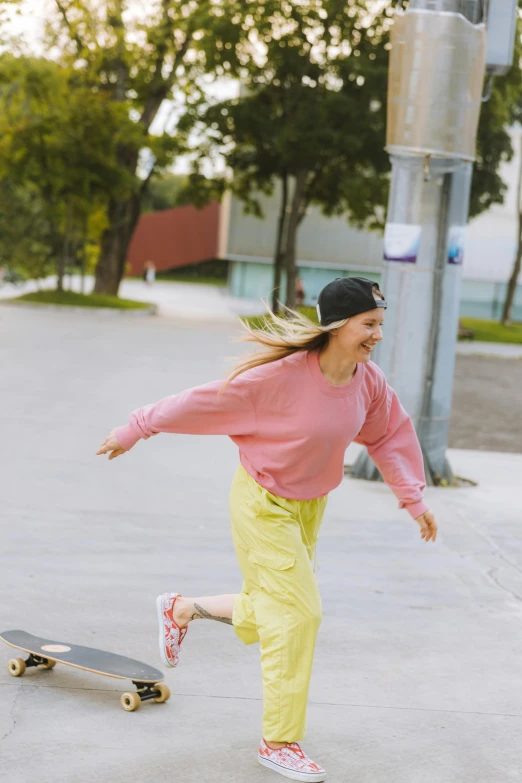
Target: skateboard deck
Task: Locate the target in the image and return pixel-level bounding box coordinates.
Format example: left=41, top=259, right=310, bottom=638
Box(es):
left=1, top=630, right=170, bottom=711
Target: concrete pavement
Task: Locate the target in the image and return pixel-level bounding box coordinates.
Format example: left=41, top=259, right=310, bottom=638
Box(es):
left=454, top=340, right=522, bottom=359
left=1, top=304, right=521, bottom=783
left=0, top=274, right=267, bottom=321
left=2, top=274, right=520, bottom=357
left=120, top=278, right=267, bottom=320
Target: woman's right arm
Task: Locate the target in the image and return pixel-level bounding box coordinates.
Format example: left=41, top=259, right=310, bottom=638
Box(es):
left=96, top=378, right=256, bottom=459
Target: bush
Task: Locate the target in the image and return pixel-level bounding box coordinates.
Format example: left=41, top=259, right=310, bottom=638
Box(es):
left=157, top=258, right=229, bottom=283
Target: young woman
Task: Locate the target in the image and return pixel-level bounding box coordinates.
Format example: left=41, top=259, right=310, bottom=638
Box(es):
left=97, top=277, right=437, bottom=783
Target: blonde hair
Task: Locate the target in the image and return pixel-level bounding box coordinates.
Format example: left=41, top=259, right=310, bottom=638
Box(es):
left=223, top=284, right=385, bottom=389
left=222, top=305, right=348, bottom=389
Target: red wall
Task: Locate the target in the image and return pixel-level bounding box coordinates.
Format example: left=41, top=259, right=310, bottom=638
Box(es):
left=126, top=201, right=221, bottom=276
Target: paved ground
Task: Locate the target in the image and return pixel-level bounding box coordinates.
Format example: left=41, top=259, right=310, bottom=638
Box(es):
left=1, top=305, right=521, bottom=783
left=4, top=274, right=522, bottom=454
left=456, top=341, right=522, bottom=359
left=4, top=275, right=522, bottom=354
left=449, top=355, right=522, bottom=453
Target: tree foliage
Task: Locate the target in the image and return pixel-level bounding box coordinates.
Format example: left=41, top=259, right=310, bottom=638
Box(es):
left=40, top=0, right=260, bottom=294
left=471, top=21, right=522, bottom=219
left=142, top=172, right=190, bottom=213
left=0, top=52, right=135, bottom=288
left=0, top=180, right=55, bottom=281
left=182, top=0, right=393, bottom=308
left=1, top=1, right=522, bottom=303
left=181, top=3, right=522, bottom=308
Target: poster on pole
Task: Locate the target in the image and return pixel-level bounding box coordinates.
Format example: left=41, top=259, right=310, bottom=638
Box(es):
left=383, top=223, right=421, bottom=263
left=447, top=225, right=466, bottom=265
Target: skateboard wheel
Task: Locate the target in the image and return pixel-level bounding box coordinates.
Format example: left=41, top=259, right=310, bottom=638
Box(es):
left=153, top=683, right=171, bottom=704
left=8, top=658, right=26, bottom=677
left=121, top=692, right=141, bottom=712
left=41, top=659, right=56, bottom=670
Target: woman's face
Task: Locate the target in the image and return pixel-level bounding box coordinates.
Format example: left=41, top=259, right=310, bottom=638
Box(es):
left=333, top=307, right=385, bottom=362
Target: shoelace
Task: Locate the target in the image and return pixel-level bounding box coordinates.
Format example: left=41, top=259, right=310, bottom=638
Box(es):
left=286, top=743, right=306, bottom=760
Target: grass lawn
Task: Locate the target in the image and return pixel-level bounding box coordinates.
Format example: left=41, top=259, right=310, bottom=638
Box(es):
left=458, top=317, right=522, bottom=344
left=244, top=306, right=317, bottom=330
left=131, top=274, right=227, bottom=287
left=245, top=311, right=522, bottom=345
left=11, top=290, right=152, bottom=310
left=157, top=274, right=227, bottom=287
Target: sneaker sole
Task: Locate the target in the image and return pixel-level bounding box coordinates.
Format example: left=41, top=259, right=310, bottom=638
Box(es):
left=258, top=755, right=327, bottom=782
left=156, top=594, right=176, bottom=668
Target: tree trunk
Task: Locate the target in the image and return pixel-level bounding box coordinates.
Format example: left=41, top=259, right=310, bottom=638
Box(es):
left=503, top=239, right=522, bottom=325
left=502, top=136, right=522, bottom=325
left=57, top=206, right=72, bottom=293
left=54, top=0, right=195, bottom=299
left=284, top=170, right=308, bottom=310
left=272, top=173, right=289, bottom=313
left=90, top=9, right=190, bottom=297
left=80, top=252, right=85, bottom=294
left=93, top=190, right=142, bottom=296
left=89, top=2, right=135, bottom=297
left=80, top=237, right=86, bottom=295
left=80, top=217, right=88, bottom=294
left=93, top=140, right=156, bottom=296
left=67, top=236, right=79, bottom=292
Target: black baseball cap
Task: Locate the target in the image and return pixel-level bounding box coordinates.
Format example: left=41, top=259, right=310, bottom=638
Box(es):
left=317, top=277, right=387, bottom=326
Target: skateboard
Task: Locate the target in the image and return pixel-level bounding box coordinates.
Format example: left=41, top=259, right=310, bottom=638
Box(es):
left=1, top=629, right=170, bottom=712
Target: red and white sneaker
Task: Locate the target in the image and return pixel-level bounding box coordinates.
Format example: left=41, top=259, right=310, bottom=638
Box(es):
left=258, top=739, right=327, bottom=782
left=156, top=593, right=188, bottom=668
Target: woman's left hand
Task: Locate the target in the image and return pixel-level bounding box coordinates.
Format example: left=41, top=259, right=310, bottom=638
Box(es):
left=415, top=510, right=438, bottom=542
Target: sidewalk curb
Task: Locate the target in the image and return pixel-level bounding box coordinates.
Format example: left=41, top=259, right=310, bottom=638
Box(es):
left=0, top=300, right=158, bottom=317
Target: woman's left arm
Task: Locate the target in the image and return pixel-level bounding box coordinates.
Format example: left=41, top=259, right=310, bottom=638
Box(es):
left=354, top=379, right=438, bottom=542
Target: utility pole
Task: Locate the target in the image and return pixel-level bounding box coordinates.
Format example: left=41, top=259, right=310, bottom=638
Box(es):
left=351, top=0, right=518, bottom=486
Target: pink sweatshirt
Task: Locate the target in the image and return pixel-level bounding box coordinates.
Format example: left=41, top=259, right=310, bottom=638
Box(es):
left=115, top=350, right=428, bottom=520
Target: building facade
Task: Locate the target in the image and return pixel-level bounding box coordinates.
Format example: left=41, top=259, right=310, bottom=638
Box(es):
left=220, top=127, right=522, bottom=321
left=126, top=201, right=220, bottom=277
left=126, top=127, right=522, bottom=322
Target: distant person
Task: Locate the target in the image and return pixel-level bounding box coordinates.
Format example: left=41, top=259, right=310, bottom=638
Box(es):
left=97, top=277, right=437, bottom=782
left=296, top=276, right=305, bottom=306
left=143, top=260, right=156, bottom=286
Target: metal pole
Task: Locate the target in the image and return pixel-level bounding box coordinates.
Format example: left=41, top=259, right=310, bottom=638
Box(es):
left=350, top=0, right=484, bottom=486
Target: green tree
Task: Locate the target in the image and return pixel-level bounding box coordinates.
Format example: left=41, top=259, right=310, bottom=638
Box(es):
left=0, top=53, right=134, bottom=290
left=181, top=1, right=392, bottom=309
left=502, top=133, right=522, bottom=325
left=471, top=22, right=522, bottom=218
left=44, top=0, right=256, bottom=295
left=486, top=13, right=522, bottom=325
left=0, top=180, right=55, bottom=282
left=183, top=1, right=522, bottom=310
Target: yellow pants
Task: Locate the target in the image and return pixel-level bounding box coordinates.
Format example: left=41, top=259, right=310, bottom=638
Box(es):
left=229, top=465, right=328, bottom=742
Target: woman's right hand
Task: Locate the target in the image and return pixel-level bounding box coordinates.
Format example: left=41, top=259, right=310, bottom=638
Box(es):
left=96, top=430, right=126, bottom=460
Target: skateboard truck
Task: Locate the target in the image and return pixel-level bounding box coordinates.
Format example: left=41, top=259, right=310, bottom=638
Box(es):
left=8, top=653, right=56, bottom=676
left=120, top=681, right=171, bottom=712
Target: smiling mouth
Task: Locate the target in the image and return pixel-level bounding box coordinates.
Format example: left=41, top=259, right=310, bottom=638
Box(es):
left=361, top=343, right=375, bottom=352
